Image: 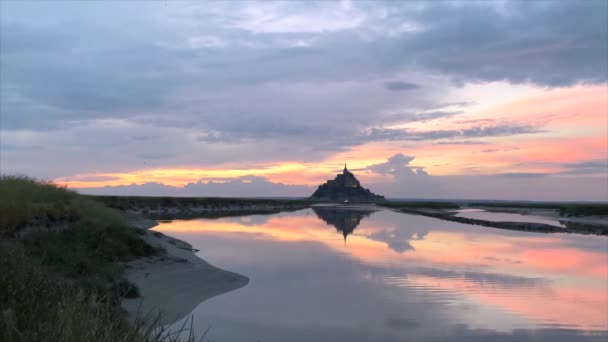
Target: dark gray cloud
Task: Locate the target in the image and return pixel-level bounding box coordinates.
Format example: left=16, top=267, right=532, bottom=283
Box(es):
left=559, top=159, right=607, bottom=175
left=1, top=0, right=605, bottom=133
left=362, top=123, right=542, bottom=143
left=492, top=172, right=550, bottom=178
left=393, top=0, right=608, bottom=86
left=480, top=146, right=520, bottom=153
left=384, top=81, right=420, bottom=91
left=435, top=141, right=488, bottom=145
left=385, top=111, right=463, bottom=124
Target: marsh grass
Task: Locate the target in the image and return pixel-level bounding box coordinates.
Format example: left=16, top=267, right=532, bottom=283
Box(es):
left=0, top=175, right=205, bottom=341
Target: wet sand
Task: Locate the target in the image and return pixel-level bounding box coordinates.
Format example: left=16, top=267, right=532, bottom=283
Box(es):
left=122, top=216, right=249, bottom=325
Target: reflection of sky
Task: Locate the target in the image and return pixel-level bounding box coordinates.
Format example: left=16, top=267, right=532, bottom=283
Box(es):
left=154, top=209, right=608, bottom=341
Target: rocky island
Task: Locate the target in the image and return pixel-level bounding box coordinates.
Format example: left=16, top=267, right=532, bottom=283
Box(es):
left=309, top=164, right=385, bottom=203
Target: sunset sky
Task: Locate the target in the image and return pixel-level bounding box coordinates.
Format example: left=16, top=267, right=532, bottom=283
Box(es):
left=1, top=0, right=606, bottom=200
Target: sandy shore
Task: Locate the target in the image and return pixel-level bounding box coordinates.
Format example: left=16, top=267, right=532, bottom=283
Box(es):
left=122, top=215, right=249, bottom=325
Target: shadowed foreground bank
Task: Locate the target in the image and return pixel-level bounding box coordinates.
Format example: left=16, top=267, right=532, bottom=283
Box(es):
left=0, top=175, right=246, bottom=341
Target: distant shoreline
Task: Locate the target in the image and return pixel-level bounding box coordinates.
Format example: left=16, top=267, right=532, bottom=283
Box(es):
left=102, top=195, right=608, bottom=236
left=393, top=208, right=608, bottom=236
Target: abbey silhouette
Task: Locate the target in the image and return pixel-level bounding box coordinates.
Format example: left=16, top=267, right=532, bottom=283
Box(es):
left=309, top=163, right=385, bottom=203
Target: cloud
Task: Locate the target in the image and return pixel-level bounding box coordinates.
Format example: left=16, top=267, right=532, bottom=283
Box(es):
left=492, top=172, right=550, bottom=178
left=0, top=1, right=605, bottom=201
left=362, top=123, right=542, bottom=142
left=384, top=81, right=420, bottom=91
left=366, top=153, right=429, bottom=180
left=435, top=141, right=488, bottom=145
left=480, top=146, right=520, bottom=153
left=559, top=159, right=607, bottom=175
left=364, top=155, right=607, bottom=201
left=386, top=110, right=463, bottom=123
left=76, top=175, right=313, bottom=197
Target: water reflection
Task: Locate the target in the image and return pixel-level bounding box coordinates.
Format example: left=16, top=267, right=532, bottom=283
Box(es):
left=154, top=208, right=608, bottom=341
left=312, top=206, right=375, bottom=242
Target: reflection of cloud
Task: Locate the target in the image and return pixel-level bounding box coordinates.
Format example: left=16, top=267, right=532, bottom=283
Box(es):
left=226, top=215, right=273, bottom=227
left=427, top=327, right=607, bottom=342
left=385, top=317, right=419, bottom=330
left=367, top=228, right=430, bottom=254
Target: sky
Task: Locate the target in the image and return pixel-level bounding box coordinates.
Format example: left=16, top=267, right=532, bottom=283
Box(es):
left=0, top=0, right=606, bottom=201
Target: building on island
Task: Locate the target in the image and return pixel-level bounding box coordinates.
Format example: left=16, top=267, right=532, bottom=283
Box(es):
left=308, top=163, right=385, bottom=203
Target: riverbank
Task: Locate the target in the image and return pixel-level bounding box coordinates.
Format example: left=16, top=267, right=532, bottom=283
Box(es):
left=0, top=175, right=248, bottom=341
left=395, top=208, right=608, bottom=235
left=475, top=207, right=608, bottom=226
left=122, top=216, right=248, bottom=326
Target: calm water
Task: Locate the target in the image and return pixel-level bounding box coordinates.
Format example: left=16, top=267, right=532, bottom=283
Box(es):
left=154, top=207, right=608, bottom=341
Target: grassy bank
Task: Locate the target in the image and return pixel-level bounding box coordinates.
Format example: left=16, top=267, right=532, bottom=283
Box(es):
left=0, top=175, right=191, bottom=341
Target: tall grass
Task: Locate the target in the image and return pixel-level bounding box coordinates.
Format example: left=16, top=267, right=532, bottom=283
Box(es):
left=0, top=175, right=80, bottom=237
left=0, top=175, right=205, bottom=341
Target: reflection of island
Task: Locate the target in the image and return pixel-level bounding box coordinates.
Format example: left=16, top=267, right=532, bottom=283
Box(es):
left=312, top=207, right=375, bottom=242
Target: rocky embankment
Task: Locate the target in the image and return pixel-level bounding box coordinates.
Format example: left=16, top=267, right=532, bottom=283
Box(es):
left=397, top=208, right=608, bottom=235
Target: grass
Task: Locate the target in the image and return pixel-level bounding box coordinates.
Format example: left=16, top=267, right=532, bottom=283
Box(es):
left=379, top=201, right=460, bottom=210
left=0, top=175, right=80, bottom=238
left=0, top=175, right=205, bottom=341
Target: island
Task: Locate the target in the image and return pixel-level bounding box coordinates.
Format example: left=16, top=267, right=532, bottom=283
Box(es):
left=309, top=164, right=385, bottom=203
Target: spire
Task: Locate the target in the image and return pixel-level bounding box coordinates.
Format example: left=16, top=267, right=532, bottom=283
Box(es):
left=343, top=162, right=347, bottom=173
